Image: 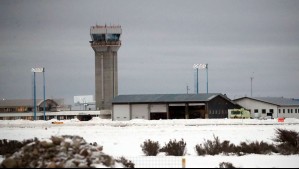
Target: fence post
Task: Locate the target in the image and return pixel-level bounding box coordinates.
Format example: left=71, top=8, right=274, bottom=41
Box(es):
left=182, top=157, right=186, bottom=168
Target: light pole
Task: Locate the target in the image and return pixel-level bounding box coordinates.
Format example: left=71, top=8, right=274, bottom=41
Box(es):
left=206, top=64, right=208, bottom=94
left=43, top=69, right=46, bottom=120
left=193, top=64, right=208, bottom=94
left=31, top=68, right=45, bottom=121
left=193, top=64, right=199, bottom=94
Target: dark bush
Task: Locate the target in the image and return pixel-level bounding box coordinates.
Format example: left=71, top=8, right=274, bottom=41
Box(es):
left=219, top=162, right=236, bottom=168
left=0, top=138, right=35, bottom=156
left=195, top=136, right=278, bottom=156
left=273, top=128, right=299, bottom=155
left=195, top=136, right=236, bottom=156
left=238, top=141, right=277, bottom=155
left=140, top=139, right=160, bottom=156
left=116, top=156, right=135, bottom=168
left=160, top=139, right=186, bottom=156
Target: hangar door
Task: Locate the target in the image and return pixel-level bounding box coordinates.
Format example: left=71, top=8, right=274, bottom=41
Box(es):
left=113, top=104, right=130, bottom=121
left=131, top=104, right=149, bottom=120
left=150, top=104, right=167, bottom=120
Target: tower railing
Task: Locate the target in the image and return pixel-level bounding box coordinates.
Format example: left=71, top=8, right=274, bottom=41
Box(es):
left=90, top=41, right=121, bottom=46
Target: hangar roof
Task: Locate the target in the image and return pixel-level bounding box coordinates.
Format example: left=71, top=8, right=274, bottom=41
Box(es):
left=112, top=93, right=231, bottom=104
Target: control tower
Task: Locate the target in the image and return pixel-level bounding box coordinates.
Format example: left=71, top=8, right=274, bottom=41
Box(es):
left=90, top=25, right=122, bottom=110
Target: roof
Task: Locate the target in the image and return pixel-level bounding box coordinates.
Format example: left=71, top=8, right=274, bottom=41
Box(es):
left=112, top=93, right=228, bottom=104
left=234, top=97, right=299, bottom=106
left=0, top=99, right=62, bottom=107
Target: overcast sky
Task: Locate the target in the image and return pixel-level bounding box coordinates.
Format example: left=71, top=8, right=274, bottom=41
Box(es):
left=1, top=0, right=299, bottom=105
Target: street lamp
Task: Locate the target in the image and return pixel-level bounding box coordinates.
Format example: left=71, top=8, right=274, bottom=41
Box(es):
left=31, top=68, right=46, bottom=121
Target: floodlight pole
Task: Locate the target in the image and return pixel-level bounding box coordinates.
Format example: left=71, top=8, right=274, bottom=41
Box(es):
left=206, top=64, right=208, bottom=94
left=196, top=68, right=199, bottom=94
left=31, top=67, right=45, bottom=121
left=43, top=70, right=46, bottom=120
left=33, top=72, right=36, bottom=121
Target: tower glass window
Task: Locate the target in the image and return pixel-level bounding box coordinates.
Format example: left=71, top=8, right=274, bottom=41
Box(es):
left=106, top=34, right=120, bottom=41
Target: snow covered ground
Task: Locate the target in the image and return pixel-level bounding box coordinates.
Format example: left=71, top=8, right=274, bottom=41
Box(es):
left=1, top=118, right=299, bottom=168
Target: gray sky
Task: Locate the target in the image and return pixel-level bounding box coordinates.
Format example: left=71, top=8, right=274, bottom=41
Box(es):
left=1, top=0, right=299, bottom=105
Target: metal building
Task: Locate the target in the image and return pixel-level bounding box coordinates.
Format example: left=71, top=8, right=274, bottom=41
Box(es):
left=112, top=93, right=240, bottom=121
left=234, top=97, right=299, bottom=119
left=90, top=25, right=122, bottom=110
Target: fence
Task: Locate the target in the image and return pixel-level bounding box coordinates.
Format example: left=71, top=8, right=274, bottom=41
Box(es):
left=122, top=156, right=186, bottom=168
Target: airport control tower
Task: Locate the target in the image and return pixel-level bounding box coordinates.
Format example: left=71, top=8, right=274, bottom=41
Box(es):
left=90, top=25, right=122, bottom=110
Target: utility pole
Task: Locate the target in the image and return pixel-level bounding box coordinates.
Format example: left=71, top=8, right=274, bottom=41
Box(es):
left=250, top=72, right=254, bottom=97
left=186, top=85, right=190, bottom=94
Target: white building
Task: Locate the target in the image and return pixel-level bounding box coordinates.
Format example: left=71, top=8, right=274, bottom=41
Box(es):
left=234, top=97, right=299, bottom=119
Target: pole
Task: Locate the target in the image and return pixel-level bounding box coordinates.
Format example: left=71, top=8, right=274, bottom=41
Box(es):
left=196, top=68, right=199, bottom=94
left=33, top=72, right=36, bottom=121
left=250, top=77, right=253, bottom=97
left=43, top=70, right=46, bottom=120
left=206, top=64, right=208, bottom=94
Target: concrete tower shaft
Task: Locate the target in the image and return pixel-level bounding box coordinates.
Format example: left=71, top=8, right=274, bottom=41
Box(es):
left=90, top=25, right=122, bottom=110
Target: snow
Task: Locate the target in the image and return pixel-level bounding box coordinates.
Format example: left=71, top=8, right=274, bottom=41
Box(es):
left=1, top=118, right=299, bottom=168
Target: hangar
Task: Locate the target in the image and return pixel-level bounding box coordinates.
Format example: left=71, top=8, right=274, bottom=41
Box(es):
left=112, top=93, right=240, bottom=121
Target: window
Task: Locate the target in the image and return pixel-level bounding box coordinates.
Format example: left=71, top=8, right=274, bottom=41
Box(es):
left=283, top=109, right=285, bottom=113
left=254, top=109, right=258, bottom=113
left=270, top=109, right=274, bottom=113
left=279, top=109, right=281, bottom=114
left=291, top=109, right=293, bottom=113
left=295, top=109, right=297, bottom=113
left=262, top=109, right=266, bottom=114
left=288, top=109, right=290, bottom=113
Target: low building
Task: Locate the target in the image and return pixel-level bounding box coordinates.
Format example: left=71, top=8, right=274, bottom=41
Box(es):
left=0, top=99, right=110, bottom=120
left=112, top=93, right=241, bottom=121
left=234, top=97, right=299, bottom=119
left=0, top=99, right=61, bottom=113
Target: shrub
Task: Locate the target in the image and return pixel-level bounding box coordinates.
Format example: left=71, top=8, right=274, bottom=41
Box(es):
left=160, top=139, right=186, bottom=156
left=238, top=141, right=277, bottom=155
left=273, top=128, right=299, bottom=155
left=195, top=135, right=235, bottom=156
left=219, top=162, right=236, bottom=168
left=0, top=138, right=35, bottom=156
left=195, top=136, right=278, bottom=156
left=116, top=156, right=135, bottom=168
left=140, top=139, right=160, bottom=156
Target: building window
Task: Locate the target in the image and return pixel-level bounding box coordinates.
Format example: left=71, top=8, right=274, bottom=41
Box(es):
left=279, top=109, right=281, bottom=114
left=254, top=109, right=258, bottom=113
left=262, top=109, right=266, bottom=114
left=291, top=109, right=293, bottom=113
left=283, top=109, right=285, bottom=113
left=288, top=109, right=290, bottom=113
left=295, top=109, right=297, bottom=113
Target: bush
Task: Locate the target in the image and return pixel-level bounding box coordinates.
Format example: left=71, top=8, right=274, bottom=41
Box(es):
left=219, top=162, right=236, bottom=168
left=140, top=139, right=160, bottom=156
left=0, top=138, right=36, bottom=156
left=238, top=141, right=277, bottom=155
left=195, top=135, right=235, bottom=156
left=195, top=136, right=277, bottom=156
left=273, top=128, right=299, bottom=155
left=116, top=157, right=135, bottom=168
left=160, top=139, right=186, bottom=156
